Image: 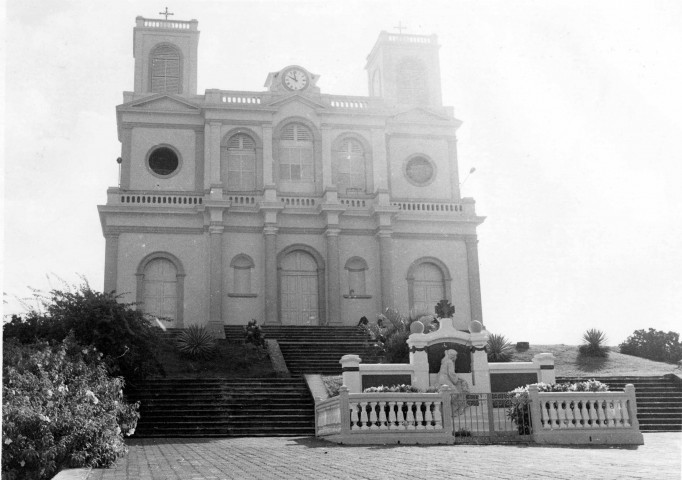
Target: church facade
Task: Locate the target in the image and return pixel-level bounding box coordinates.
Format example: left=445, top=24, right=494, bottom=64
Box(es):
left=98, top=16, right=485, bottom=334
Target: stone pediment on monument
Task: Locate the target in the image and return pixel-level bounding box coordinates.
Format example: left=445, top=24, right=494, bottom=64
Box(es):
left=390, top=107, right=456, bottom=124
left=266, top=93, right=327, bottom=110
left=123, top=94, right=201, bottom=112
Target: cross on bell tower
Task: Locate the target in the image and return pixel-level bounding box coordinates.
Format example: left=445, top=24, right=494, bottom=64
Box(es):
left=393, top=21, right=407, bottom=34
left=159, top=7, right=174, bottom=20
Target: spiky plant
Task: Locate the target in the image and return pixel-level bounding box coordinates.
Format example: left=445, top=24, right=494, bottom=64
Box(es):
left=176, top=325, right=216, bottom=359
left=487, top=333, right=514, bottom=362
left=579, top=329, right=609, bottom=357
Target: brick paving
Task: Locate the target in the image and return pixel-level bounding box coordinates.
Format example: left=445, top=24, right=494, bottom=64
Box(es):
left=84, top=433, right=681, bottom=480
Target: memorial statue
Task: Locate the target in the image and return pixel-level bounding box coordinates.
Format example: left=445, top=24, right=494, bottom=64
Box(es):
left=437, top=349, right=470, bottom=415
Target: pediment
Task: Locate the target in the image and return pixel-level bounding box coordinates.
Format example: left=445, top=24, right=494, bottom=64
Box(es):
left=267, top=93, right=327, bottom=110
left=124, top=94, right=200, bottom=112
left=390, top=107, right=454, bottom=123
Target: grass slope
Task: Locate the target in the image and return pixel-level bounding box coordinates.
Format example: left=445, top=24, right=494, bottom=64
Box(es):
left=511, top=345, right=680, bottom=377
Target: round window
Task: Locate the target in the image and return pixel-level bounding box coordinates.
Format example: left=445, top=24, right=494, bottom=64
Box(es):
left=148, top=147, right=179, bottom=176
left=405, top=156, right=435, bottom=185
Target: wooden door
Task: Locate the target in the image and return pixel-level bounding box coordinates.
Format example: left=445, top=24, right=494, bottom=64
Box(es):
left=143, top=258, right=177, bottom=326
left=413, top=262, right=445, bottom=314
left=280, top=251, right=319, bottom=325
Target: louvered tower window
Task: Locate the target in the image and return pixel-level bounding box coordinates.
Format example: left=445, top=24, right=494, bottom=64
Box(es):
left=396, top=57, right=428, bottom=104
left=279, top=124, right=313, bottom=181
left=336, top=138, right=366, bottom=192
left=151, top=45, right=181, bottom=94
left=224, top=134, right=256, bottom=191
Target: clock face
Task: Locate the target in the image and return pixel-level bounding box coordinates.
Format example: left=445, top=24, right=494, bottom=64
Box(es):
left=282, top=68, right=309, bottom=91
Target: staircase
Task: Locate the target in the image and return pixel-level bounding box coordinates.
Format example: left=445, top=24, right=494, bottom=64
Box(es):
left=225, top=325, right=380, bottom=375
left=126, top=377, right=315, bottom=437
left=557, top=375, right=682, bottom=432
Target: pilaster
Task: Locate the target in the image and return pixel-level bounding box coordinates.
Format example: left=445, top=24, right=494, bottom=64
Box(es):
left=103, top=233, right=119, bottom=293
left=120, top=127, right=132, bottom=190
left=325, top=227, right=342, bottom=325
left=209, top=122, right=222, bottom=187
left=321, top=125, right=332, bottom=188
left=465, top=236, right=483, bottom=324
left=262, top=124, right=273, bottom=185
left=370, top=128, right=388, bottom=192
left=208, top=223, right=225, bottom=338
left=447, top=137, right=461, bottom=200
left=377, top=228, right=394, bottom=311
left=263, top=224, right=279, bottom=324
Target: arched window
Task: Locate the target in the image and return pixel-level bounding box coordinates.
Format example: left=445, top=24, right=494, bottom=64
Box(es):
left=406, top=258, right=452, bottom=315
left=150, top=44, right=181, bottom=94
left=279, top=123, right=314, bottom=182
left=335, top=138, right=366, bottom=194
left=396, top=57, right=428, bottom=104
left=223, top=134, right=256, bottom=191
left=230, top=254, right=255, bottom=295
left=345, top=257, right=368, bottom=296
left=136, top=253, right=185, bottom=327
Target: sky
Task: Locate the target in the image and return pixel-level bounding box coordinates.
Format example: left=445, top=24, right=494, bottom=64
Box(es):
left=2, top=0, right=682, bottom=345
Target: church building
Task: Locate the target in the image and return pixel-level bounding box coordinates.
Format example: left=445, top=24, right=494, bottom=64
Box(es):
left=98, top=16, right=485, bottom=336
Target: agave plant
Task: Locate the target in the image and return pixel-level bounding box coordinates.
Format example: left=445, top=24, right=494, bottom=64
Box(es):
left=487, top=333, right=514, bottom=362
left=176, top=325, right=216, bottom=359
left=579, top=328, right=609, bottom=357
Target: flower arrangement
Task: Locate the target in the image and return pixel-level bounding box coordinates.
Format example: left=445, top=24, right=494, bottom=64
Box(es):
left=362, top=384, right=440, bottom=394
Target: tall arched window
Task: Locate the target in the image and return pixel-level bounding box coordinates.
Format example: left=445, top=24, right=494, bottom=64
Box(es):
left=396, top=57, right=428, bottom=104
left=150, top=44, right=181, bottom=94
left=406, top=257, right=452, bottom=315
left=336, top=138, right=366, bottom=194
left=223, top=134, right=256, bottom=191
left=279, top=123, right=314, bottom=182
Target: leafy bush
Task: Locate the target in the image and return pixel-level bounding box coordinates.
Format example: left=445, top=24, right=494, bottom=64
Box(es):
left=619, top=328, right=682, bottom=364
left=2, top=336, right=139, bottom=480
left=507, top=380, right=609, bottom=434
left=363, top=384, right=440, bottom=393
left=367, top=308, right=435, bottom=363
left=487, top=333, right=514, bottom=362
left=322, top=375, right=344, bottom=397
left=3, top=283, right=165, bottom=382
left=176, top=325, right=216, bottom=359
left=578, top=329, right=610, bottom=357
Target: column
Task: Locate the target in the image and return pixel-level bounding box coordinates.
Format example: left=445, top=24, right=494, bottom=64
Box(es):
left=103, top=233, right=119, bottom=293
left=377, top=229, right=394, bottom=311
left=263, top=225, right=279, bottom=324
left=465, top=236, right=483, bottom=323
left=326, top=227, right=341, bottom=325
left=207, top=224, right=225, bottom=338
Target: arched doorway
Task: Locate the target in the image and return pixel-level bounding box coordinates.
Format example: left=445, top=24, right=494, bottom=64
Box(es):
left=280, top=250, right=320, bottom=325
left=142, top=257, right=178, bottom=326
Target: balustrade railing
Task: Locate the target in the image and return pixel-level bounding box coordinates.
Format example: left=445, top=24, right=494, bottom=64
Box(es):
left=391, top=201, right=463, bottom=213
left=280, top=196, right=319, bottom=208
left=534, top=391, right=634, bottom=430
left=137, top=17, right=197, bottom=30
left=114, top=192, right=203, bottom=206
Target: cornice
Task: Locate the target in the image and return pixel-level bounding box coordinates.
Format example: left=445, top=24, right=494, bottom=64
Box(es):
left=104, top=226, right=205, bottom=235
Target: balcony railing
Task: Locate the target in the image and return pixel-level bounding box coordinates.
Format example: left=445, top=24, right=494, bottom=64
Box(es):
left=136, top=17, right=197, bottom=30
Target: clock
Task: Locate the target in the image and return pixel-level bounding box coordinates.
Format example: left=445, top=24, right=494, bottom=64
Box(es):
left=282, top=67, right=309, bottom=91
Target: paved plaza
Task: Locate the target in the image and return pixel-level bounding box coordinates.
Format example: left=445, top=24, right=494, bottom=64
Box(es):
left=69, top=433, right=682, bottom=480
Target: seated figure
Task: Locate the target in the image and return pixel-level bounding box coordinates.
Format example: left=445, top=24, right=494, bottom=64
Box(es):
left=437, top=349, right=470, bottom=415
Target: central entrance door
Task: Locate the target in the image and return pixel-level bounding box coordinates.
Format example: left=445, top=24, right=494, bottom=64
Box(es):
left=412, top=262, right=445, bottom=314
left=280, top=250, right=319, bottom=325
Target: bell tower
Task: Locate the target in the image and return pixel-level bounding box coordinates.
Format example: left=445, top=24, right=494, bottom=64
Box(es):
left=132, top=15, right=200, bottom=95
left=365, top=30, right=442, bottom=107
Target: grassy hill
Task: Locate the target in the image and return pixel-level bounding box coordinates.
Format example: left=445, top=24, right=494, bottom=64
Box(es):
left=512, top=345, right=681, bottom=377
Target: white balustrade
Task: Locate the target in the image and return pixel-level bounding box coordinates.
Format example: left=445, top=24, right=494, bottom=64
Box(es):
left=536, top=392, right=636, bottom=430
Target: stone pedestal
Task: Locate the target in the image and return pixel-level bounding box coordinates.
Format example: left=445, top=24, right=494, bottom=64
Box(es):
left=340, top=354, right=362, bottom=393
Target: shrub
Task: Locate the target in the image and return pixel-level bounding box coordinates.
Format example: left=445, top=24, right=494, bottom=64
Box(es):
left=2, top=336, right=139, bottom=480
left=3, top=283, right=165, bottom=383
left=619, top=328, right=682, bottom=364
left=176, top=325, right=216, bottom=359
left=363, top=384, right=440, bottom=393
left=322, top=375, right=343, bottom=397
left=487, top=333, right=514, bottom=362
left=578, top=329, right=610, bottom=357
left=370, top=308, right=432, bottom=363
